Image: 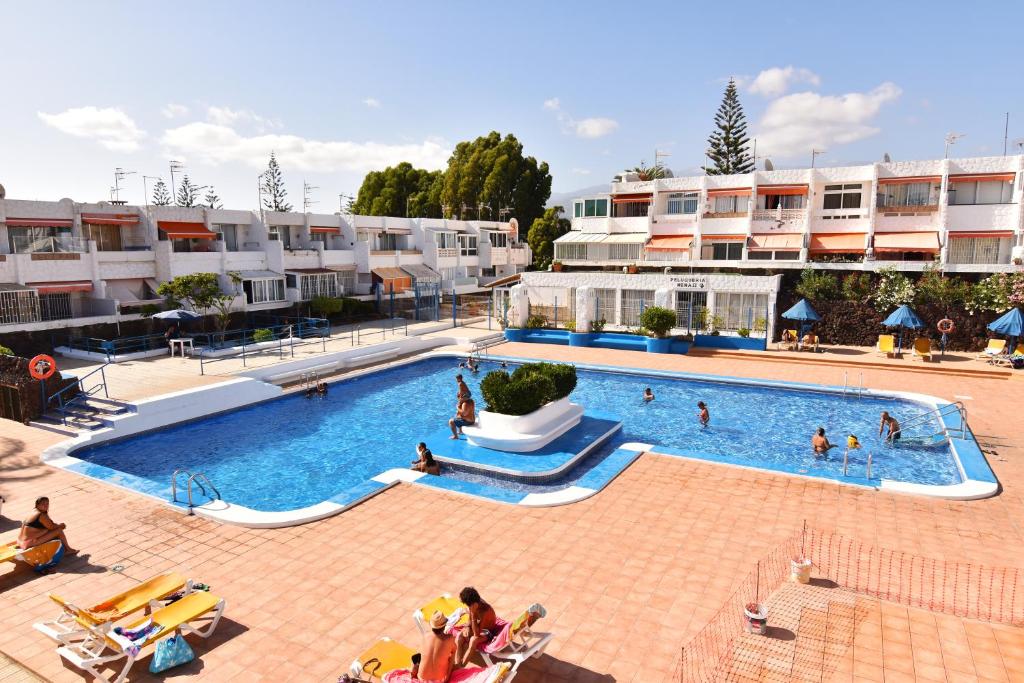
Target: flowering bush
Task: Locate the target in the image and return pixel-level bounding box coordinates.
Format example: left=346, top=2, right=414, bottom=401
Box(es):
left=872, top=267, right=915, bottom=312
left=965, top=273, right=1024, bottom=314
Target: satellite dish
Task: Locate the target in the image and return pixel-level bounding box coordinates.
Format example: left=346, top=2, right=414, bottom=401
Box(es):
left=764, top=159, right=774, bottom=171
left=0, top=183, right=5, bottom=199
left=882, top=152, right=892, bottom=163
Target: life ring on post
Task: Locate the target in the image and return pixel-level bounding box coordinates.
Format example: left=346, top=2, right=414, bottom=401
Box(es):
left=936, top=318, right=955, bottom=334
left=28, top=354, right=57, bottom=381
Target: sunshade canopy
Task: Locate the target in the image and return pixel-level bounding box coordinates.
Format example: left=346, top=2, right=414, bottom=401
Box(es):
left=882, top=304, right=924, bottom=329
left=987, top=308, right=1024, bottom=337
left=782, top=299, right=821, bottom=322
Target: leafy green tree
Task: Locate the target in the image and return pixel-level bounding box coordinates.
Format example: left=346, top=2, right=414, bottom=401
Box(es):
left=157, top=272, right=236, bottom=332
left=705, top=79, right=755, bottom=175
left=310, top=296, right=344, bottom=320
left=152, top=179, right=172, bottom=206
left=440, top=131, right=552, bottom=232
left=353, top=163, right=443, bottom=217
left=204, top=186, right=223, bottom=209
left=841, top=273, right=874, bottom=303
left=176, top=175, right=199, bottom=207
left=915, top=266, right=969, bottom=311
left=794, top=268, right=839, bottom=301
left=526, top=206, right=570, bottom=270
left=261, top=152, right=293, bottom=212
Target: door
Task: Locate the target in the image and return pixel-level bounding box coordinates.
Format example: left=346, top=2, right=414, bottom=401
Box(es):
left=675, top=291, right=708, bottom=333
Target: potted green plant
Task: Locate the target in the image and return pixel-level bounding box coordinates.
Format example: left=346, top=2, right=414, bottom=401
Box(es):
left=640, top=306, right=677, bottom=353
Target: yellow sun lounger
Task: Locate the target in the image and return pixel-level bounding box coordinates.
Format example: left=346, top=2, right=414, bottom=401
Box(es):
left=977, top=338, right=1006, bottom=361
left=0, top=539, right=62, bottom=569
left=912, top=338, right=933, bottom=362
left=412, top=593, right=468, bottom=634
left=34, top=571, right=190, bottom=644
left=877, top=334, right=896, bottom=357
left=56, top=590, right=225, bottom=683
left=349, top=637, right=513, bottom=682
left=990, top=343, right=1024, bottom=367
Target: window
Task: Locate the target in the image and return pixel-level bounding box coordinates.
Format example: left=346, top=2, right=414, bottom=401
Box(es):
left=8, top=227, right=75, bottom=253
left=574, top=202, right=583, bottom=218
left=458, top=234, right=477, bottom=256
left=337, top=270, right=355, bottom=294
left=748, top=250, right=801, bottom=261
left=946, top=237, right=1009, bottom=265
left=711, top=195, right=748, bottom=214
left=356, top=231, right=370, bottom=242
left=378, top=233, right=400, bottom=250
left=39, top=293, right=73, bottom=321
left=613, top=201, right=649, bottom=218
left=434, top=232, right=457, bottom=249
left=948, top=180, right=1013, bottom=205
left=440, top=267, right=458, bottom=281
left=667, top=192, right=699, bottom=215
left=481, top=266, right=495, bottom=277
left=761, top=194, right=806, bottom=210
left=488, top=232, right=508, bottom=248
left=0, top=289, right=41, bottom=325
left=555, top=242, right=586, bottom=260
left=82, top=223, right=123, bottom=251
left=713, top=292, right=768, bottom=331
left=242, top=278, right=286, bottom=304
left=298, top=273, right=339, bottom=300
left=583, top=198, right=608, bottom=217
left=310, top=231, right=327, bottom=245
left=594, top=288, right=617, bottom=325
left=270, top=226, right=292, bottom=248
left=822, top=184, right=863, bottom=211
left=877, top=182, right=933, bottom=208
left=267, top=225, right=280, bottom=241
left=701, top=242, right=743, bottom=260
left=620, top=289, right=655, bottom=327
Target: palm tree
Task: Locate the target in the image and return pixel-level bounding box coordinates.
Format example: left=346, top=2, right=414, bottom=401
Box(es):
left=630, top=161, right=668, bottom=181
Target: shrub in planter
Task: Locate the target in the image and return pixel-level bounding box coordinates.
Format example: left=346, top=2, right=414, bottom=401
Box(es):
left=525, top=313, right=548, bottom=329
left=252, top=328, right=274, bottom=343
left=512, top=362, right=577, bottom=399
left=564, top=319, right=576, bottom=332
left=737, top=328, right=750, bottom=338
left=640, top=306, right=677, bottom=338
left=591, top=318, right=606, bottom=333
left=480, top=362, right=577, bottom=415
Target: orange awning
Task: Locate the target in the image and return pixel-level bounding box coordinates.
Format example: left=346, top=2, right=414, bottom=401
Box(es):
left=756, top=184, right=808, bottom=196
left=5, top=217, right=73, bottom=228
left=873, top=232, right=940, bottom=253
left=748, top=234, right=803, bottom=250
left=81, top=212, right=139, bottom=226
left=646, top=235, right=693, bottom=251
left=707, top=188, right=751, bottom=197
left=948, top=231, right=1014, bottom=239
left=612, top=193, right=652, bottom=203
left=29, top=281, right=93, bottom=294
left=808, top=233, right=867, bottom=254
left=948, top=173, right=1016, bottom=183
left=310, top=226, right=340, bottom=234
left=701, top=234, right=747, bottom=241
left=877, top=176, right=941, bottom=185
left=158, top=221, right=216, bottom=239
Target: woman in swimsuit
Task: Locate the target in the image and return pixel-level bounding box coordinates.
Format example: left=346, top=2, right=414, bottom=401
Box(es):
left=18, top=497, right=77, bottom=553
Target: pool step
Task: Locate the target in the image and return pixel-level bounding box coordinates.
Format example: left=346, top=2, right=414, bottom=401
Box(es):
left=32, top=396, right=134, bottom=434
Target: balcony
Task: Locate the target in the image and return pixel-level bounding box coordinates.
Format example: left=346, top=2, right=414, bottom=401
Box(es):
left=96, top=250, right=158, bottom=280
left=946, top=203, right=1018, bottom=231
left=509, top=245, right=530, bottom=266
left=10, top=235, right=88, bottom=254
left=876, top=204, right=938, bottom=216
left=437, top=248, right=458, bottom=258
left=752, top=208, right=807, bottom=223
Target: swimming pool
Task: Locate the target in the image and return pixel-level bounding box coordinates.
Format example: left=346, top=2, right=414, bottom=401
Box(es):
left=59, top=354, right=988, bottom=520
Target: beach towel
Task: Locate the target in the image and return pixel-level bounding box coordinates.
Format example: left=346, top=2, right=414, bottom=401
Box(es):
left=451, top=618, right=512, bottom=654
left=382, top=664, right=503, bottom=683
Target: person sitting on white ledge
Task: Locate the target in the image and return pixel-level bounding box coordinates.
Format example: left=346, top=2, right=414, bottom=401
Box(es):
left=449, top=398, right=476, bottom=439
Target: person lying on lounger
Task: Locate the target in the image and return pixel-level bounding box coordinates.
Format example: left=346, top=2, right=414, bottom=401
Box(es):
left=18, top=497, right=77, bottom=554
left=412, top=443, right=441, bottom=475
left=455, top=587, right=498, bottom=667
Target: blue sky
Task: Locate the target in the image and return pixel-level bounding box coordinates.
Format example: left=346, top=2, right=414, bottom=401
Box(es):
left=3, top=0, right=1023, bottom=209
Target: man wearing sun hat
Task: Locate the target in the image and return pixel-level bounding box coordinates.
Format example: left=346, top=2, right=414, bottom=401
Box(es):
left=417, top=610, right=457, bottom=682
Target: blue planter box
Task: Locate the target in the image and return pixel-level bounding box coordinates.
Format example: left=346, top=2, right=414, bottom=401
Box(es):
left=504, top=328, right=527, bottom=342
left=504, top=328, right=690, bottom=354
left=693, top=334, right=767, bottom=351
left=568, top=332, right=593, bottom=347
left=645, top=337, right=673, bottom=353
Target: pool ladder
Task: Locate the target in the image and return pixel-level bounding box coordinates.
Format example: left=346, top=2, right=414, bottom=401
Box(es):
left=299, top=371, right=320, bottom=391
left=171, top=469, right=221, bottom=512
left=842, top=372, right=865, bottom=399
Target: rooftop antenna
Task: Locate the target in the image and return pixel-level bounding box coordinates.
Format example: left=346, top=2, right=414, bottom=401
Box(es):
left=460, top=203, right=470, bottom=219
left=497, top=206, right=513, bottom=221
left=477, top=202, right=491, bottom=220
left=655, top=148, right=671, bottom=172
left=1003, top=113, right=1010, bottom=156
left=303, top=180, right=319, bottom=212
left=168, top=160, right=185, bottom=204
left=882, top=152, right=892, bottom=163
left=113, top=167, right=135, bottom=203
left=810, top=149, right=825, bottom=168
left=944, top=132, right=965, bottom=159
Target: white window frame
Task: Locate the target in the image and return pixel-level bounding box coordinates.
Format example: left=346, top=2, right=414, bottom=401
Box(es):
left=458, top=234, right=477, bottom=256
left=666, top=192, right=699, bottom=215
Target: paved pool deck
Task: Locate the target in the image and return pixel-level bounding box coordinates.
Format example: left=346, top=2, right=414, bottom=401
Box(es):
left=0, top=340, right=1022, bottom=681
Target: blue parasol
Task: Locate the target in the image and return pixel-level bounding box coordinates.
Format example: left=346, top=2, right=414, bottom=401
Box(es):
left=782, top=299, right=821, bottom=339
left=152, top=309, right=201, bottom=321
left=882, top=304, right=924, bottom=353
left=987, top=308, right=1023, bottom=354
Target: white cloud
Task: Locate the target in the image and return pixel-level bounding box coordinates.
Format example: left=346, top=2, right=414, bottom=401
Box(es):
left=161, top=103, right=189, bottom=119
left=574, top=118, right=619, bottom=139
left=755, top=82, right=902, bottom=158
left=160, top=122, right=451, bottom=173
left=543, top=99, right=618, bottom=139
left=206, top=106, right=281, bottom=132
left=363, top=98, right=381, bottom=108
left=571, top=167, right=591, bottom=175
left=745, top=66, right=820, bottom=98
left=37, top=106, right=145, bottom=152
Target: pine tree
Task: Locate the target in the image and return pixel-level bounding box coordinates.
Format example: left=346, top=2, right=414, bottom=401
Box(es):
left=152, top=179, right=172, bottom=206
left=705, top=79, right=755, bottom=175
left=204, top=186, right=223, bottom=209
left=260, top=152, right=292, bottom=212
left=176, top=175, right=199, bottom=207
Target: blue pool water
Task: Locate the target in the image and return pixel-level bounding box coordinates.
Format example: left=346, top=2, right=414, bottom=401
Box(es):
left=74, top=357, right=960, bottom=511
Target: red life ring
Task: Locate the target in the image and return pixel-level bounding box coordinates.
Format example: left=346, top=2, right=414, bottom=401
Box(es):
left=28, top=354, right=57, bottom=381
left=936, top=318, right=955, bottom=334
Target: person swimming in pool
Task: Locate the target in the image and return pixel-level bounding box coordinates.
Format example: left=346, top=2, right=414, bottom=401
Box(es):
left=812, top=427, right=837, bottom=455
left=847, top=434, right=862, bottom=450
left=697, top=401, right=709, bottom=427
left=643, top=387, right=655, bottom=403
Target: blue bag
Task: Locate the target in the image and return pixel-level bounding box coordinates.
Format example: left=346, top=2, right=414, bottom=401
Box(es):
left=149, top=634, right=194, bottom=673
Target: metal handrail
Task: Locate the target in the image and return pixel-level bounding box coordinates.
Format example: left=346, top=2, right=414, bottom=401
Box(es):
left=47, top=363, right=110, bottom=425
left=898, top=401, right=968, bottom=439
left=198, top=327, right=329, bottom=375
left=171, top=469, right=221, bottom=510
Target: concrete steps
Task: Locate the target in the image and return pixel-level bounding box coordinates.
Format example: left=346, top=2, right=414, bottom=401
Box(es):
left=32, top=395, right=133, bottom=434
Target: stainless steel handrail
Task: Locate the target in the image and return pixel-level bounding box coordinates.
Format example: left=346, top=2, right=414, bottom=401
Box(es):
left=171, top=469, right=221, bottom=510
left=898, top=401, right=968, bottom=440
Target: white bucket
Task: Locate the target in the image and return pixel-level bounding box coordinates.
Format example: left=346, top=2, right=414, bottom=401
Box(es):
left=790, top=557, right=812, bottom=584
left=743, top=604, right=768, bottom=635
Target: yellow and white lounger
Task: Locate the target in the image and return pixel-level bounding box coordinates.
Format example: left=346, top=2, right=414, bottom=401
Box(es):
left=877, top=334, right=896, bottom=357
left=55, top=590, right=225, bottom=683
left=0, top=539, right=62, bottom=569
left=349, top=637, right=513, bottom=682
left=977, top=338, right=1006, bottom=361
left=912, top=338, right=933, bottom=362
left=34, top=571, right=190, bottom=644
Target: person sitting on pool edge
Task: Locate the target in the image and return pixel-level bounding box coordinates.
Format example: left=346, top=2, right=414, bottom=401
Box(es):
left=697, top=401, right=709, bottom=427
left=449, top=397, right=476, bottom=439
left=18, top=496, right=77, bottom=554
left=879, top=411, right=901, bottom=442
left=455, top=586, right=498, bottom=667
left=411, top=443, right=441, bottom=475
left=643, top=387, right=655, bottom=403
left=812, top=427, right=837, bottom=455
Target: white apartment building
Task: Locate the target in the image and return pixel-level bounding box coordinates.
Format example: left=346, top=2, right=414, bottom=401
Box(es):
left=0, top=197, right=529, bottom=331
left=556, top=155, right=1024, bottom=274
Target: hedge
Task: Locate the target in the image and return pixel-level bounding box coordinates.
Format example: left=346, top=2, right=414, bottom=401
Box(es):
left=480, top=362, right=577, bottom=416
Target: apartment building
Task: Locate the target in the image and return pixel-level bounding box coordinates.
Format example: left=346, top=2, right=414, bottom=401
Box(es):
left=0, top=197, right=529, bottom=331
left=556, top=155, right=1024, bottom=274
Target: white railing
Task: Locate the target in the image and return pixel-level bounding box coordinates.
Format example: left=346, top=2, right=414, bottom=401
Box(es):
left=437, top=248, right=458, bottom=258
left=645, top=250, right=691, bottom=262
left=753, top=208, right=807, bottom=222
left=10, top=235, right=89, bottom=254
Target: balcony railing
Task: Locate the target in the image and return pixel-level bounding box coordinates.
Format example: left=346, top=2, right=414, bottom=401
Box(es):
left=702, top=211, right=747, bottom=219
left=10, top=235, right=89, bottom=254
left=437, top=248, right=458, bottom=258
left=644, top=250, right=691, bottom=262
left=752, top=208, right=807, bottom=222
left=877, top=204, right=938, bottom=216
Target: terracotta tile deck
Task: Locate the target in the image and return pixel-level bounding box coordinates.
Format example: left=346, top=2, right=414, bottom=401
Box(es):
left=0, top=342, right=1022, bottom=681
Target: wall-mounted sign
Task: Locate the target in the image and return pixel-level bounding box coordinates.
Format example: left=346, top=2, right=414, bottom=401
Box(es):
left=669, top=275, right=708, bottom=290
